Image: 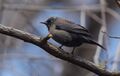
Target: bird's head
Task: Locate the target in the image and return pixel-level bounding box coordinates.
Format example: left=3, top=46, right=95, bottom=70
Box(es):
left=41, top=17, right=57, bottom=28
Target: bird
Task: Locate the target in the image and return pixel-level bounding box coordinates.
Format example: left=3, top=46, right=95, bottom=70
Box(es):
left=41, top=17, right=106, bottom=54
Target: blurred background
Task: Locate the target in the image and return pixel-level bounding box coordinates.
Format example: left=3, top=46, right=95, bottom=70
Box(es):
left=0, top=0, right=120, bottom=76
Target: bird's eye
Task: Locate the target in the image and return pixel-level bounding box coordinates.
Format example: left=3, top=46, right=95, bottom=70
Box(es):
left=47, top=19, right=54, bottom=23
left=47, top=20, right=51, bottom=23
left=50, top=19, right=54, bottom=23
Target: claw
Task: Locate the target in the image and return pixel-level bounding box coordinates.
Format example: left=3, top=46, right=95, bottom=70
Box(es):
left=59, top=45, right=63, bottom=49
left=59, top=45, right=64, bottom=51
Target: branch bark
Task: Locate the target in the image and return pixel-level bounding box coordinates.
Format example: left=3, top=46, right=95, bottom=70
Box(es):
left=0, top=24, right=119, bottom=76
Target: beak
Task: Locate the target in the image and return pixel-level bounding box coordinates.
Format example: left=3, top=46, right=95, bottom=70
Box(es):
left=40, top=22, right=47, bottom=25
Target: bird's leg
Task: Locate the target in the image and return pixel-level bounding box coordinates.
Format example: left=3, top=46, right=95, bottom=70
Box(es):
left=59, top=45, right=63, bottom=49
left=71, top=47, right=76, bottom=54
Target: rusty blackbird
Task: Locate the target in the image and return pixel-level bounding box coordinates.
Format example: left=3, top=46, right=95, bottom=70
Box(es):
left=41, top=17, right=105, bottom=53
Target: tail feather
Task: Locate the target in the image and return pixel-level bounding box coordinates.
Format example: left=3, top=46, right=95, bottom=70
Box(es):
left=86, top=39, right=106, bottom=50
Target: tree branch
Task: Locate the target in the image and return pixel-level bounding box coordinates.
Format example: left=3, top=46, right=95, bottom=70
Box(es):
left=0, top=24, right=119, bottom=76
left=109, top=36, right=120, bottom=39
left=102, top=31, right=120, bottom=39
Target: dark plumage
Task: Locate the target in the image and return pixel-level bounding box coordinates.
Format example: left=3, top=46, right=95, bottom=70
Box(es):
left=41, top=17, right=105, bottom=53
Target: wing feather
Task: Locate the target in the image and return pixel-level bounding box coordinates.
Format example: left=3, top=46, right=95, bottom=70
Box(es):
left=55, top=18, right=92, bottom=37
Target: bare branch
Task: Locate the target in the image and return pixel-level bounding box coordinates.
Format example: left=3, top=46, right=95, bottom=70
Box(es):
left=0, top=24, right=120, bottom=76
left=102, top=31, right=120, bottom=39
left=109, top=36, right=120, bottom=39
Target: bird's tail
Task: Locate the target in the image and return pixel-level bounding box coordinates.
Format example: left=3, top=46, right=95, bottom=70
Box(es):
left=86, top=39, right=106, bottom=50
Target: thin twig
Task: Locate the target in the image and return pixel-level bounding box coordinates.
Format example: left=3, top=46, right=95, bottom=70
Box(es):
left=102, top=31, right=120, bottom=39
left=109, top=36, right=120, bottom=39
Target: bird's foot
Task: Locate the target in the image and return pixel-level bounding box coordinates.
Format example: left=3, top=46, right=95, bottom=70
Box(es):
left=59, top=45, right=63, bottom=49
left=59, top=45, right=64, bottom=50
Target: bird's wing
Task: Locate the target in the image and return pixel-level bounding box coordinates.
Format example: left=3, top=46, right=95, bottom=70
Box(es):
left=55, top=18, right=92, bottom=37
left=55, top=18, right=89, bottom=32
left=56, top=24, right=92, bottom=37
left=64, top=19, right=89, bottom=32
